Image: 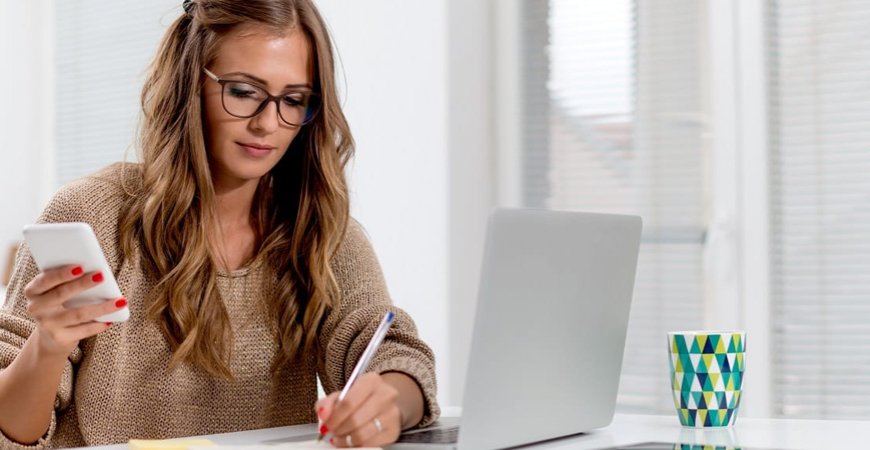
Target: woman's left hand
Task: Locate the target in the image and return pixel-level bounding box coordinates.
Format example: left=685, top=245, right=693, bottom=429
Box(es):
left=315, top=372, right=403, bottom=448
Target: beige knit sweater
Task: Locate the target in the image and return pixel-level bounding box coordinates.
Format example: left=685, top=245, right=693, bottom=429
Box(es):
left=0, top=164, right=439, bottom=449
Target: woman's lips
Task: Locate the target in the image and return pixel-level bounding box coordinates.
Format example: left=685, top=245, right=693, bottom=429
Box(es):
left=238, top=142, right=275, bottom=157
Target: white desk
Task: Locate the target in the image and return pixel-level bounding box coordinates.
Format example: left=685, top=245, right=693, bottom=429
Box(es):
left=522, top=413, right=868, bottom=449
left=77, top=413, right=869, bottom=450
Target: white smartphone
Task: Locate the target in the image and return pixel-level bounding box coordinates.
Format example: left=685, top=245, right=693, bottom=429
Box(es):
left=22, top=222, right=130, bottom=322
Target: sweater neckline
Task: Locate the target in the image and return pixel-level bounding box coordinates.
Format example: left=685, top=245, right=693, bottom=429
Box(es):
left=216, top=255, right=262, bottom=278
left=217, top=266, right=252, bottom=278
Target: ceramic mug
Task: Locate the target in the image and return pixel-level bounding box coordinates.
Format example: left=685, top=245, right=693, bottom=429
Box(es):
left=668, top=330, right=746, bottom=427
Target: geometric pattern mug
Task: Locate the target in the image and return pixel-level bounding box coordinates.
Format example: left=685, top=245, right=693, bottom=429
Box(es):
left=668, top=331, right=746, bottom=427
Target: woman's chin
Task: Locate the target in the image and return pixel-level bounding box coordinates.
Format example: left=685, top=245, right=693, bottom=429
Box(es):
left=213, top=164, right=274, bottom=187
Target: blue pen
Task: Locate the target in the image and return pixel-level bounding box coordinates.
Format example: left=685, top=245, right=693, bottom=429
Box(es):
left=318, top=310, right=396, bottom=442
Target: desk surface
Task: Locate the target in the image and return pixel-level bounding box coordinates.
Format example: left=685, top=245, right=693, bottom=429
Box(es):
left=78, top=413, right=870, bottom=450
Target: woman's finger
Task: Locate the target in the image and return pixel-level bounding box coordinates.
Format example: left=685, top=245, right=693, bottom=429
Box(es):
left=366, top=406, right=402, bottom=447
left=316, top=392, right=339, bottom=436
left=34, top=314, right=113, bottom=355
left=332, top=406, right=401, bottom=448
left=23, top=264, right=84, bottom=297
left=57, top=320, right=114, bottom=344
left=52, top=297, right=127, bottom=328
left=25, top=271, right=106, bottom=319
left=331, top=380, right=397, bottom=437
left=39, top=271, right=105, bottom=307
left=38, top=296, right=124, bottom=341
left=323, top=373, right=379, bottom=433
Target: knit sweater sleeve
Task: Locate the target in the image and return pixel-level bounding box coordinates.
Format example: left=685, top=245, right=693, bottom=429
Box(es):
left=317, top=219, right=441, bottom=428
left=0, top=187, right=93, bottom=449
left=0, top=166, right=127, bottom=450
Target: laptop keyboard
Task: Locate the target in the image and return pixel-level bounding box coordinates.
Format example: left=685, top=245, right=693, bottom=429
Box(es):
left=397, top=426, right=460, bottom=444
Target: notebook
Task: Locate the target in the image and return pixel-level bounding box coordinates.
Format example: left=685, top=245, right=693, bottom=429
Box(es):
left=129, top=439, right=379, bottom=450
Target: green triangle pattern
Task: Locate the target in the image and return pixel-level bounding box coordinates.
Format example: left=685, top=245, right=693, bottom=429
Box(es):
left=669, top=332, right=746, bottom=428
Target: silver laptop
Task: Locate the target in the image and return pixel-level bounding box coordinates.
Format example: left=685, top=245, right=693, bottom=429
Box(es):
left=392, top=209, right=642, bottom=450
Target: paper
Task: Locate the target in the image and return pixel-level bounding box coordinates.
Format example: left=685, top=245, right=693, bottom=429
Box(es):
left=188, top=442, right=381, bottom=450
left=130, top=438, right=381, bottom=450
left=128, top=439, right=216, bottom=450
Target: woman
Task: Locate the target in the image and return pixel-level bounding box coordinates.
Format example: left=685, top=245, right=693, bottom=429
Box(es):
left=0, top=1, right=439, bottom=448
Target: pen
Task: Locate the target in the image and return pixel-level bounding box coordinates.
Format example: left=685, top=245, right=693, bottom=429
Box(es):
left=318, top=310, right=396, bottom=442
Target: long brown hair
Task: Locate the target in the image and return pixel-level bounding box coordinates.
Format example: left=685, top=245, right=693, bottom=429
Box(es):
left=119, top=0, right=353, bottom=378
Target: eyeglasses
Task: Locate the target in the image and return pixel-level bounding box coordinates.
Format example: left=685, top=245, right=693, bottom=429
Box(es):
left=203, top=67, right=321, bottom=127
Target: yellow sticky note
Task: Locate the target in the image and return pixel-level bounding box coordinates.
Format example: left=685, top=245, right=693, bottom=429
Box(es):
left=128, top=439, right=216, bottom=450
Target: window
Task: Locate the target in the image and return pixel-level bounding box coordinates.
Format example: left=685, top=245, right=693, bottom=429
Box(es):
left=54, top=1, right=178, bottom=186
left=513, top=0, right=870, bottom=418
left=768, top=0, right=870, bottom=419
left=519, top=0, right=709, bottom=414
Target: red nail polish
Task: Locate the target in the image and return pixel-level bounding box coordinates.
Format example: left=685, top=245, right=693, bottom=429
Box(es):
left=71, top=266, right=83, bottom=276
left=115, top=298, right=127, bottom=308
left=105, top=322, right=112, bottom=326
left=92, top=272, right=104, bottom=283
left=319, top=424, right=328, bottom=435
left=318, top=406, right=325, bottom=417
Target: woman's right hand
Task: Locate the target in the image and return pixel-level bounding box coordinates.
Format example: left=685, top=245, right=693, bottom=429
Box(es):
left=22, top=264, right=125, bottom=358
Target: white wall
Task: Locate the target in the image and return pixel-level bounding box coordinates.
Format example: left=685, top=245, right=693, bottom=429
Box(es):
left=0, top=0, right=55, bottom=283
left=314, top=0, right=453, bottom=405
left=317, top=0, right=496, bottom=408
left=315, top=0, right=495, bottom=409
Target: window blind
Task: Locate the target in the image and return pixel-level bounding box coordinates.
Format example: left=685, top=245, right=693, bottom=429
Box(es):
left=768, top=0, right=870, bottom=419
left=55, top=0, right=179, bottom=186
left=521, top=0, right=708, bottom=413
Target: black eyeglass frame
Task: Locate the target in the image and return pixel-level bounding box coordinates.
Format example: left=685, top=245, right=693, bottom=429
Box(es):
left=202, top=67, right=321, bottom=127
